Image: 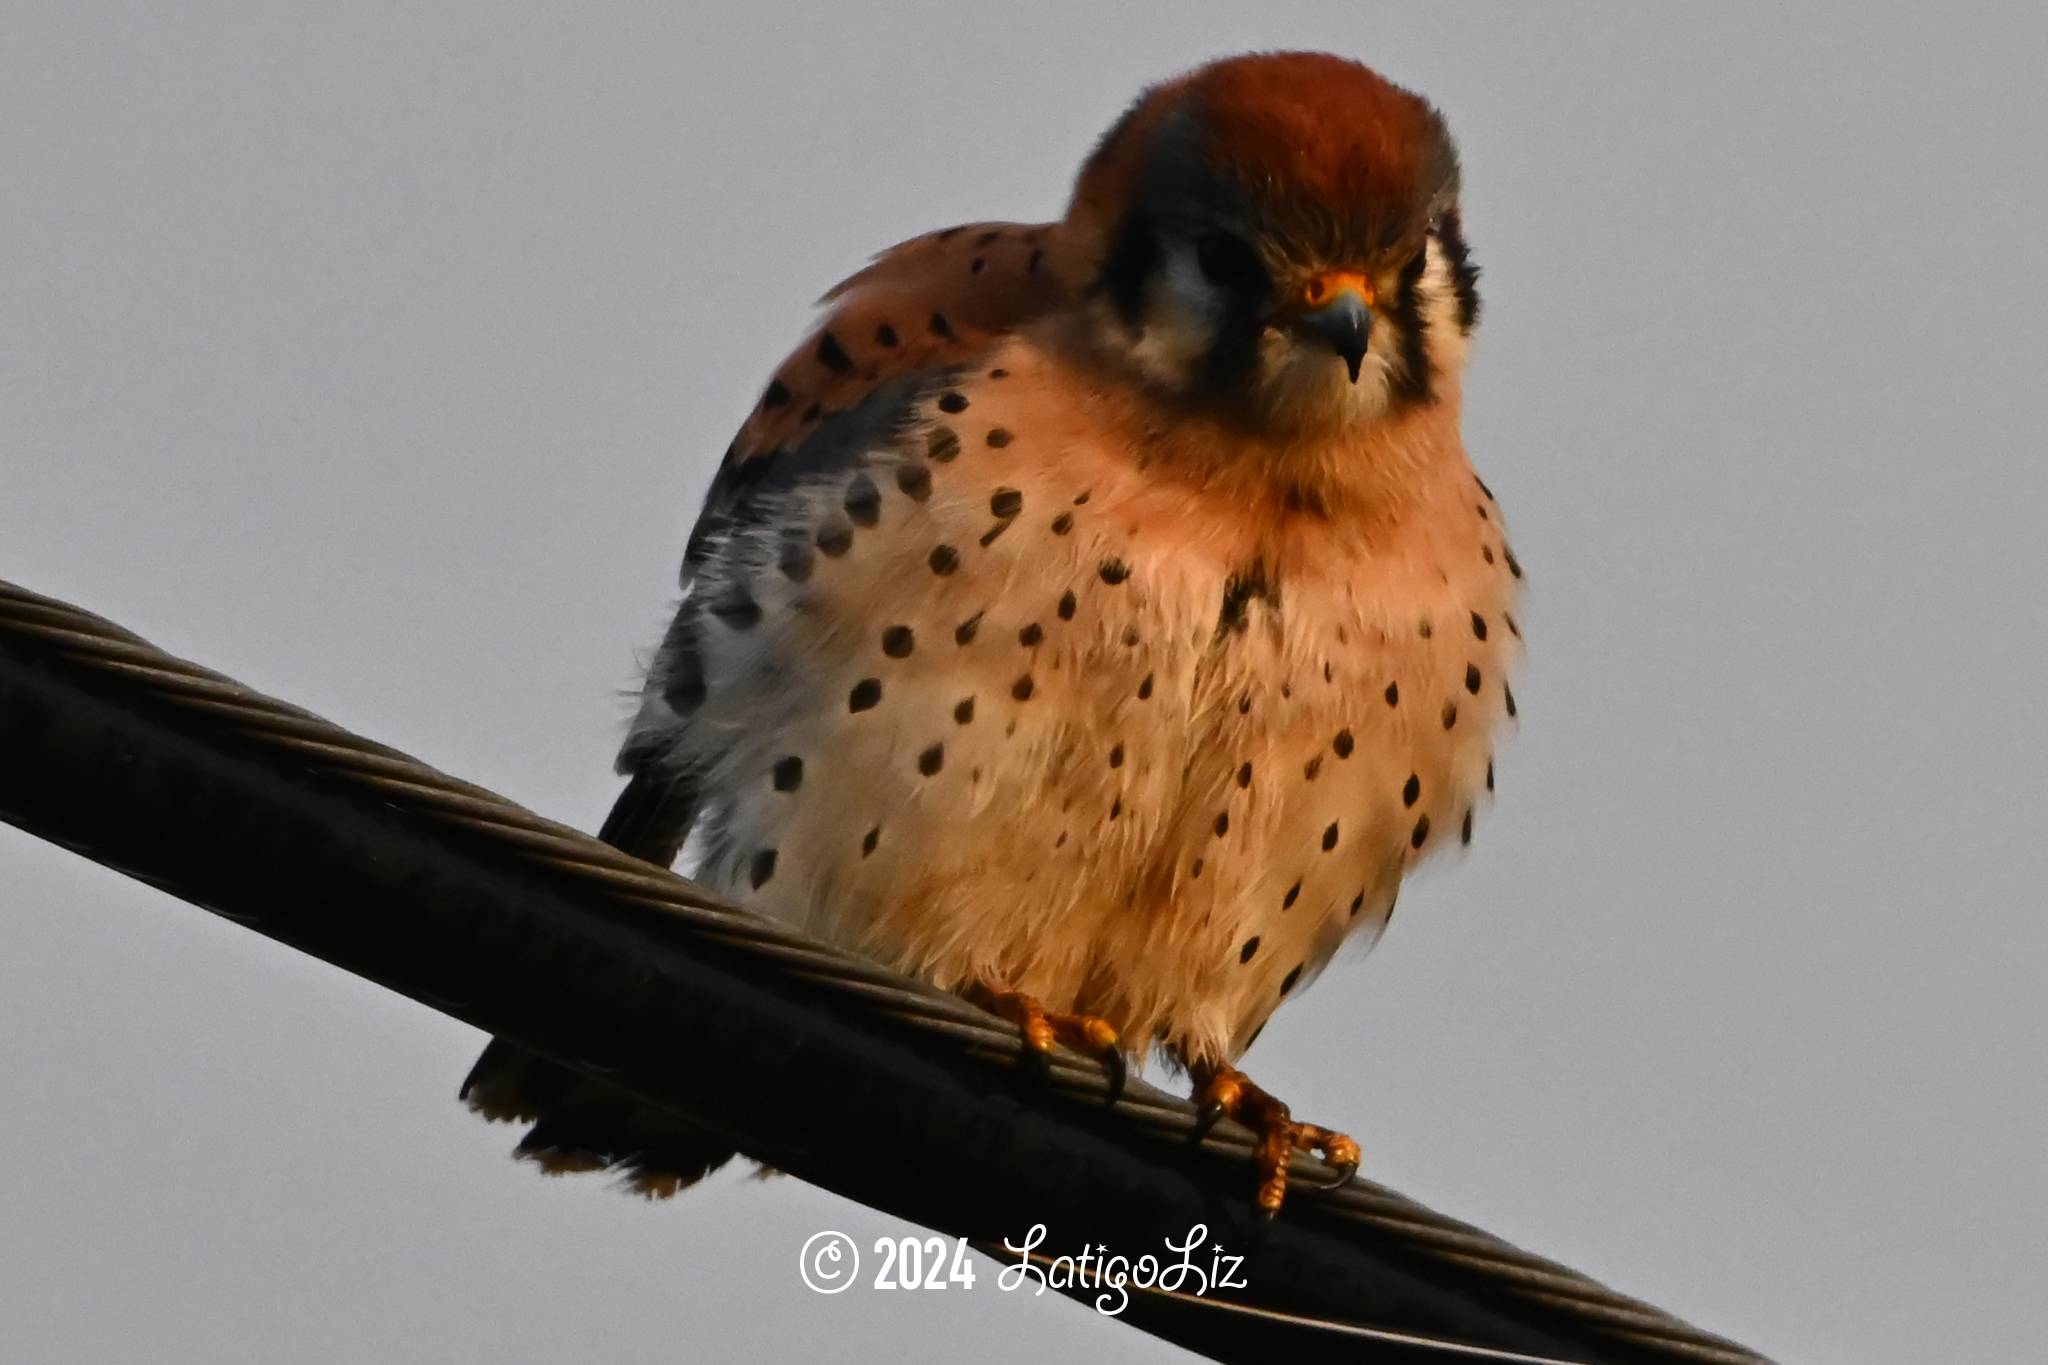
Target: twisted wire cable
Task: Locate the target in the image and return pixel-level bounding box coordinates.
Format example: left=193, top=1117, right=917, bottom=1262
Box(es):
left=0, top=578, right=1771, bottom=1365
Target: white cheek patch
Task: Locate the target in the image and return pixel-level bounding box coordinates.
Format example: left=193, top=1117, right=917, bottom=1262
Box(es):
left=1127, top=243, right=1225, bottom=390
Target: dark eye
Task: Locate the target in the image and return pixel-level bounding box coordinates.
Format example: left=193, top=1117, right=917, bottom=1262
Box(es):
left=1195, top=232, right=1263, bottom=288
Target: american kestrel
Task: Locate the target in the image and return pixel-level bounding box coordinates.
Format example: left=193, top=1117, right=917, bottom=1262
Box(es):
left=465, top=51, right=1520, bottom=1213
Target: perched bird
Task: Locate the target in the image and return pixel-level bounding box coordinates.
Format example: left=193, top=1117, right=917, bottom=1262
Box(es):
left=465, top=50, right=1521, bottom=1213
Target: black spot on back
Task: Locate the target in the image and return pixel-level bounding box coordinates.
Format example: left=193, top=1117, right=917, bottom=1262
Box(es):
left=882, top=625, right=914, bottom=658
left=844, top=475, right=881, bottom=526
left=815, top=331, right=853, bottom=374
left=1240, top=936, right=1260, bottom=964
left=849, top=678, right=882, bottom=712
left=772, top=756, right=804, bottom=792
left=749, top=849, right=778, bottom=888
left=917, top=742, right=945, bottom=776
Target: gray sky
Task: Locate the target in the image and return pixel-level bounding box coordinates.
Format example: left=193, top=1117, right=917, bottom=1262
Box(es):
left=3, top=4, right=2044, bottom=1362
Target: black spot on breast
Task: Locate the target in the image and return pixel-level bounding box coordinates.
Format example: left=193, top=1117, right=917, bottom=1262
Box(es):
left=1411, top=815, right=1431, bottom=848
left=1011, top=674, right=1035, bottom=701
left=1018, top=623, right=1043, bottom=647
left=778, top=538, right=815, bottom=582
left=801, top=402, right=822, bottom=423
left=1051, top=512, right=1073, bottom=535
left=1504, top=683, right=1518, bottom=717
left=875, top=323, right=899, bottom=347
left=1057, top=590, right=1076, bottom=619
left=1099, top=559, right=1130, bottom=584
left=846, top=677, right=885, bottom=712
left=1486, top=759, right=1495, bottom=791
left=927, top=427, right=960, bottom=463
left=929, top=544, right=959, bottom=575
left=1482, top=545, right=1495, bottom=564
left=1461, top=809, right=1474, bottom=845
left=1218, top=561, right=1274, bottom=634
left=749, top=849, right=778, bottom=888
left=1402, top=774, right=1420, bottom=807
left=882, top=625, right=915, bottom=658
left=1304, top=755, right=1323, bottom=780
left=955, top=613, right=983, bottom=644
left=954, top=697, right=975, bottom=724
left=917, top=742, right=945, bottom=776
left=815, top=331, right=853, bottom=374
left=1028, top=248, right=1044, bottom=272
left=844, top=475, right=881, bottom=526
left=1280, top=964, right=1303, bottom=996
left=1240, top=937, right=1260, bottom=964
left=990, top=368, right=1008, bottom=379
left=1505, top=547, right=1523, bottom=579
left=1109, top=797, right=1122, bottom=820
left=1122, top=625, right=1140, bottom=647
left=816, top=520, right=853, bottom=557
left=761, top=378, right=792, bottom=408
left=978, top=520, right=1012, bottom=548
left=1191, top=858, right=1204, bottom=878
left=970, top=257, right=986, bottom=274
left=930, top=312, right=955, bottom=339
left=1137, top=673, right=1154, bottom=699
left=896, top=463, right=932, bottom=501
left=1349, top=891, right=1365, bottom=917
left=709, top=587, right=762, bottom=630
left=987, top=428, right=1013, bottom=448
left=1465, top=663, right=1482, bottom=694
left=990, top=487, right=1023, bottom=518
left=1418, top=619, right=1434, bottom=639
left=1333, top=729, right=1355, bottom=758
left=1108, top=743, right=1125, bottom=768
left=1213, top=811, right=1230, bottom=836
left=1385, top=681, right=1400, bottom=706
left=1322, top=822, right=1340, bottom=850
left=1237, top=762, right=1252, bottom=788
left=1504, top=612, right=1521, bottom=639
left=1237, top=694, right=1252, bottom=715
left=1471, top=612, right=1488, bottom=641
left=937, top=391, right=968, bottom=414
left=1442, top=701, right=1458, bottom=729
left=1283, top=880, right=1300, bottom=909
left=771, top=756, right=804, bottom=792
left=862, top=828, right=879, bottom=856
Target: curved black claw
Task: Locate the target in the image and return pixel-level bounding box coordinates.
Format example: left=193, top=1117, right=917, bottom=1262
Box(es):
left=1309, top=1156, right=1360, bottom=1190
left=1189, top=1099, right=1227, bottom=1145
left=1099, top=1047, right=1126, bottom=1109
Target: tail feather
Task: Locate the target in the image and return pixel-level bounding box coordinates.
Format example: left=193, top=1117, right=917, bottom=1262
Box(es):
left=461, top=770, right=737, bottom=1197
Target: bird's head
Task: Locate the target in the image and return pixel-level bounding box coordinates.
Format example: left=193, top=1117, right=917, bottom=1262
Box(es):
left=1055, top=53, right=1479, bottom=440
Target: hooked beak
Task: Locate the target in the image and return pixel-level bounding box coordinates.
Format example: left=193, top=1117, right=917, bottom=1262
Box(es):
left=1294, top=271, right=1374, bottom=383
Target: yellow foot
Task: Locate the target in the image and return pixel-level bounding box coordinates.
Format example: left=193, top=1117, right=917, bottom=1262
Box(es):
left=1190, top=1063, right=1360, bottom=1214
left=969, top=983, right=1126, bottom=1106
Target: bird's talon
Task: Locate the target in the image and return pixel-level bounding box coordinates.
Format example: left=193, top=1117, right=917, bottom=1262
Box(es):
left=1192, top=1062, right=1361, bottom=1213
left=972, top=984, right=1126, bottom=1102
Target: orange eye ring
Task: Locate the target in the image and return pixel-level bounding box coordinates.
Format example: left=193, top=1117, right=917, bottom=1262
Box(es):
left=1302, top=271, right=1375, bottom=310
